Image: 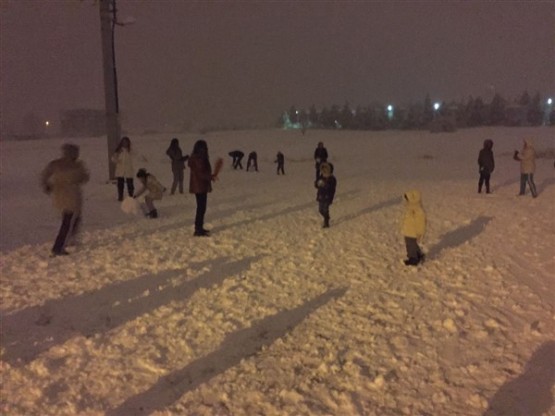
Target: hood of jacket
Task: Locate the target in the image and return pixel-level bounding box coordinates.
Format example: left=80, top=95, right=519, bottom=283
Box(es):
left=404, top=190, right=422, bottom=205
left=483, top=139, right=493, bottom=150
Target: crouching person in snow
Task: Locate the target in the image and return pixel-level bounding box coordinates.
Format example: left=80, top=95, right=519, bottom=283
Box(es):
left=315, top=162, right=337, bottom=228
left=401, top=190, right=426, bottom=266
left=134, top=168, right=165, bottom=218
left=41, top=143, right=90, bottom=256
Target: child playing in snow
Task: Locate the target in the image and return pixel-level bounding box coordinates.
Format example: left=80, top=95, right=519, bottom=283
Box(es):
left=315, top=162, right=337, bottom=228
left=401, top=190, right=426, bottom=266
left=134, top=168, right=165, bottom=218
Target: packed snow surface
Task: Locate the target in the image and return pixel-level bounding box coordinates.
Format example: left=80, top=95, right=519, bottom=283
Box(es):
left=1, top=127, right=554, bottom=415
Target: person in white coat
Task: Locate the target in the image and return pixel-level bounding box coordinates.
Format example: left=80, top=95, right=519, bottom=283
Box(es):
left=513, top=138, right=538, bottom=198
left=111, top=136, right=136, bottom=201
left=41, top=143, right=90, bottom=256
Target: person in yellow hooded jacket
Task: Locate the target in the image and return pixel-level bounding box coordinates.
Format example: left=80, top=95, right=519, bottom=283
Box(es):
left=401, top=190, right=426, bottom=266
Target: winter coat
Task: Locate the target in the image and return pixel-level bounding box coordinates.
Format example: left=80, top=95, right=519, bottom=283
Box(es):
left=518, top=140, right=536, bottom=174
left=478, top=140, right=495, bottom=174
left=316, top=175, right=337, bottom=204
left=229, top=150, right=244, bottom=159
left=401, top=190, right=426, bottom=240
left=188, top=153, right=212, bottom=194
left=135, top=174, right=165, bottom=200
left=275, top=152, right=284, bottom=164
left=314, top=147, right=328, bottom=163
left=111, top=148, right=136, bottom=178
left=166, top=146, right=188, bottom=173
left=41, top=157, right=89, bottom=214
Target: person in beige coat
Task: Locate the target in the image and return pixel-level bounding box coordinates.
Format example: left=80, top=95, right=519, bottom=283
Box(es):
left=41, top=143, right=90, bottom=256
left=134, top=168, right=165, bottom=218
left=111, top=136, right=136, bottom=201
left=401, top=190, right=426, bottom=266
left=513, top=138, right=538, bottom=197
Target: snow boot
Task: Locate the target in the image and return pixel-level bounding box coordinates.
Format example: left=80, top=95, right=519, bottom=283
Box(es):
left=323, top=216, right=330, bottom=228
left=404, top=257, right=419, bottom=266
left=149, top=209, right=158, bottom=219
left=417, top=252, right=426, bottom=264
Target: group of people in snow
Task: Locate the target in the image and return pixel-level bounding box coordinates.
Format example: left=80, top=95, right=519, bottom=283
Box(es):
left=42, top=136, right=539, bottom=264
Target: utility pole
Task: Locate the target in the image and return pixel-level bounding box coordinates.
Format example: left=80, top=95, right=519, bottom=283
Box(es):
left=99, top=0, right=121, bottom=180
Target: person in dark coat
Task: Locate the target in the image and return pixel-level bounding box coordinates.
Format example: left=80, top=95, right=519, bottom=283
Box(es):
left=247, top=151, right=258, bottom=172
left=41, top=143, right=90, bottom=256
left=275, top=151, right=285, bottom=175
left=228, top=150, right=244, bottom=170
left=477, top=139, right=495, bottom=194
left=314, top=142, right=328, bottom=181
left=315, top=162, right=336, bottom=228
left=166, top=138, right=189, bottom=195
left=189, top=140, right=216, bottom=236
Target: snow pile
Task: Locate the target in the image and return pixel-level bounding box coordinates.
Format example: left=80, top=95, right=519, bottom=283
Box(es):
left=1, top=127, right=554, bottom=415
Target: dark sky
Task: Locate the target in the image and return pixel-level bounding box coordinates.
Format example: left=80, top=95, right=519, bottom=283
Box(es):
left=1, top=1, right=554, bottom=133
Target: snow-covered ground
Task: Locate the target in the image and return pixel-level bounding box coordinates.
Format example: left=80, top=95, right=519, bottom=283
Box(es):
left=1, top=127, right=554, bottom=416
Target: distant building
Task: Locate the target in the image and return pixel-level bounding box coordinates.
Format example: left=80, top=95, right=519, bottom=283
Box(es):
left=61, top=109, right=105, bottom=137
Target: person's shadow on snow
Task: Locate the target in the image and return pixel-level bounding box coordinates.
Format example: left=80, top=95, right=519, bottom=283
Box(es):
left=106, top=287, right=347, bottom=416
left=334, top=196, right=400, bottom=226
left=483, top=340, right=555, bottom=416
left=427, top=216, right=493, bottom=260
left=1, top=256, right=262, bottom=366
left=537, top=176, right=555, bottom=195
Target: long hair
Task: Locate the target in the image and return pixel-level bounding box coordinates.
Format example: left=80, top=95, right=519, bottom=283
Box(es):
left=192, top=139, right=208, bottom=158
left=115, top=136, right=131, bottom=153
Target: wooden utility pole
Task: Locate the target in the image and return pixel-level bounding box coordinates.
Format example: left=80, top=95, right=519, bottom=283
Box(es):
left=99, top=0, right=121, bottom=180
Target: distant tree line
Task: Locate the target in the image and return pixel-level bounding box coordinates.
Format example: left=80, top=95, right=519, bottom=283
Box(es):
left=280, top=91, right=554, bottom=133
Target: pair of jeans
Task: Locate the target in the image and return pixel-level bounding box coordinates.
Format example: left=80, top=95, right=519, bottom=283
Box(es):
left=117, top=177, right=134, bottom=200
left=194, top=193, right=208, bottom=232
left=52, top=211, right=80, bottom=253
left=519, top=173, right=537, bottom=197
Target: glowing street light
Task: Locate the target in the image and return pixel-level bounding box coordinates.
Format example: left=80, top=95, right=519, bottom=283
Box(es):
left=547, top=98, right=553, bottom=105
left=386, top=105, right=394, bottom=121
left=433, top=102, right=441, bottom=111
left=45, top=121, right=50, bottom=127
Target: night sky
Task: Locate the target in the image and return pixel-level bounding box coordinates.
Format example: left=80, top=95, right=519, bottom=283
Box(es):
left=1, top=1, right=553, bottom=133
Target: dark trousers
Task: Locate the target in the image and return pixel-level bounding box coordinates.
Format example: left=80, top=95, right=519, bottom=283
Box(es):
left=247, top=158, right=258, bottom=171
left=315, top=162, right=322, bottom=181
left=318, top=201, right=330, bottom=225
left=233, top=157, right=243, bottom=169
left=478, top=172, right=491, bottom=193
left=277, top=163, right=285, bottom=175
left=194, top=193, right=208, bottom=232
left=170, top=169, right=184, bottom=194
left=117, top=177, right=134, bottom=200
left=519, top=173, right=537, bottom=197
left=404, top=237, right=423, bottom=260
left=52, top=211, right=80, bottom=253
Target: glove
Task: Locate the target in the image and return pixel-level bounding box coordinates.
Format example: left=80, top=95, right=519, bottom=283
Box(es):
left=513, top=150, right=519, bottom=161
